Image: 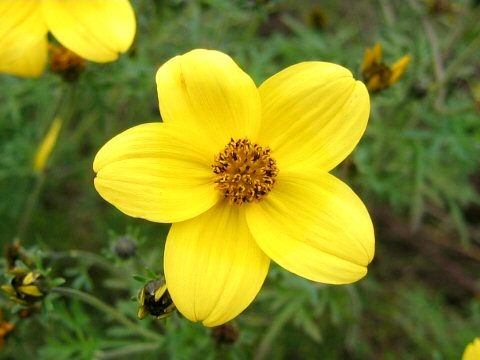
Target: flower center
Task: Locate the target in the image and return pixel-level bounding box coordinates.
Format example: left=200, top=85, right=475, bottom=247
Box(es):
left=363, top=62, right=392, bottom=88
left=212, top=138, right=279, bottom=205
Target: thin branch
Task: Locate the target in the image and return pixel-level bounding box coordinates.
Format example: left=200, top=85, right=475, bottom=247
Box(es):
left=408, top=0, right=446, bottom=111
left=52, top=287, right=163, bottom=342
left=94, top=342, right=161, bottom=360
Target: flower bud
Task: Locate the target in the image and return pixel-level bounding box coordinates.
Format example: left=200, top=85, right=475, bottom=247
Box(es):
left=114, top=236, right=137, bottom=259
left=137, top=279, right=176, bottom=320
left=1, top=269, right=47, bottom=306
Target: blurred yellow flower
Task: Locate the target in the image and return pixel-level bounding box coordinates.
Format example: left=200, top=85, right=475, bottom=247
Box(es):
left=361, top=43, right=411, bottom=92
left=33, top=117, right=62, bottom=173
left=0, top=0, right=136, bottom=78
left=93, top=49, right=375, bottom=326
left=463, top=338, right=480, bottom=360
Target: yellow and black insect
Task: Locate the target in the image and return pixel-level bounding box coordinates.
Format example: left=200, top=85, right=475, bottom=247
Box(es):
left=137, top=279, right=176, bottom=320
left=1, top=269, right=47, bottom=306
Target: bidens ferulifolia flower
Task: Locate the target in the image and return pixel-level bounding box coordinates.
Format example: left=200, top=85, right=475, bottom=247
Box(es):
left=93, top=49, right=375, bottom=326
left=0, top=0, right=136, bottom=77
left=463, top=338, right=480, bottom=360
left=361, top=43, right=410, bottom=92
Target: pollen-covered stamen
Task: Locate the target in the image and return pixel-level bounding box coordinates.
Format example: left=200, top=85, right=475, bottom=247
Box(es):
left=212, top=138, right=279, bottom=205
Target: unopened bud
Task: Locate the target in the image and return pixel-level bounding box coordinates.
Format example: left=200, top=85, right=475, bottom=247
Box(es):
left=2, top=269, right=47, bottom=306
left=137, top=279, right=176, bottom=320
left=114, top=236, right=137, bottom=259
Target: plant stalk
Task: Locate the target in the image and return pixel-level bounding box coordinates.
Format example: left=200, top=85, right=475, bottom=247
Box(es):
left=52, top=287, right=162, bottom=342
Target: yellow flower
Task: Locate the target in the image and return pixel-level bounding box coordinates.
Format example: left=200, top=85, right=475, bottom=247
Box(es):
left=93, top=49, right=375, bottom=326
left=361, top=43, right=411, bottom=92
left=0, top=0, right=136, bottom=78
left=463, top=338, right=480, bottom=360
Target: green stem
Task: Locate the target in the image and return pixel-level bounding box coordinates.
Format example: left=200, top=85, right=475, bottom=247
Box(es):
left=408, top=0, right=448, bottom=112
left=52, top=287, right=162, bottom=342
left=444, top=35, right=480, bottom=81
left=95, top=342, right=161, bottom=360
left=379, top=0, right=395, bottom=26
left=15, top=174, right=45, bottom=242
left=254, top=301, right=300, bottom=360
left=48, top=250, right=124, bottom=276
left=52, top=84, right=77, bottom=156
left=14, top=83, right=76, bottom=244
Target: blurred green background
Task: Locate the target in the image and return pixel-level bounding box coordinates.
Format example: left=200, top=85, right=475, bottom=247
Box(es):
left=1, top=0, right=479, bottom=359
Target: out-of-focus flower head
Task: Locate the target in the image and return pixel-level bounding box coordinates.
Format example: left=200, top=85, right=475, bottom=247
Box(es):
left=306, top=4, right=327, bottom=29
left=361, top=43, right=411, bottom=92
left=462, top=338, right=480, bottom=360
left=1, top=269, right=47, bottom=307
left=0, top=0, right=136, bottom=78
left=0, top=318, right=14, bottom=350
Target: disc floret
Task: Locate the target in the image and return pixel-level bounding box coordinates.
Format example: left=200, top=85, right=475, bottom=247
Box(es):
left=212, top=138, right=279, bottom=205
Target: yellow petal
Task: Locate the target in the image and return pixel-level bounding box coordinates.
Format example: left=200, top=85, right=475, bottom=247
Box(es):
left=154, top=284, right=167, bottom=302
left=22, top=272, right=38, bottom=286
left=42, top=0, right=136, bottom=63
left=0, top=1, right=48, bottom=77
left=18, top=285, right=43, bottom=297
left=258, top=62, right=370, bottom=172
left=137, top=306, right=148, bottom=320
left=93, top=123, right=219, bottom=223
left=361, top=43, right=381, bottom=73
left=463, top=338, right=480, bottom=360
left=367, top=74, right=383, bottom=92
left=33, top=117, right=63, bottom=173
left=0, top=285, right=15, bottom=296
left=165, top=201, right=270, bottom=326
left=372, top=43, right=382, bottom=63
left=389, top=55, right=411, bottom=85
left=246, top=170, right=374, bottom=284
left=156, top=49, right=261, bottom=150
left=361, top=49, right=372, bottom=73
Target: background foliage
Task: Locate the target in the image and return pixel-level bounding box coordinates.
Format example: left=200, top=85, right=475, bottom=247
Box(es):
left=1, top=0, right=479, bottom=359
